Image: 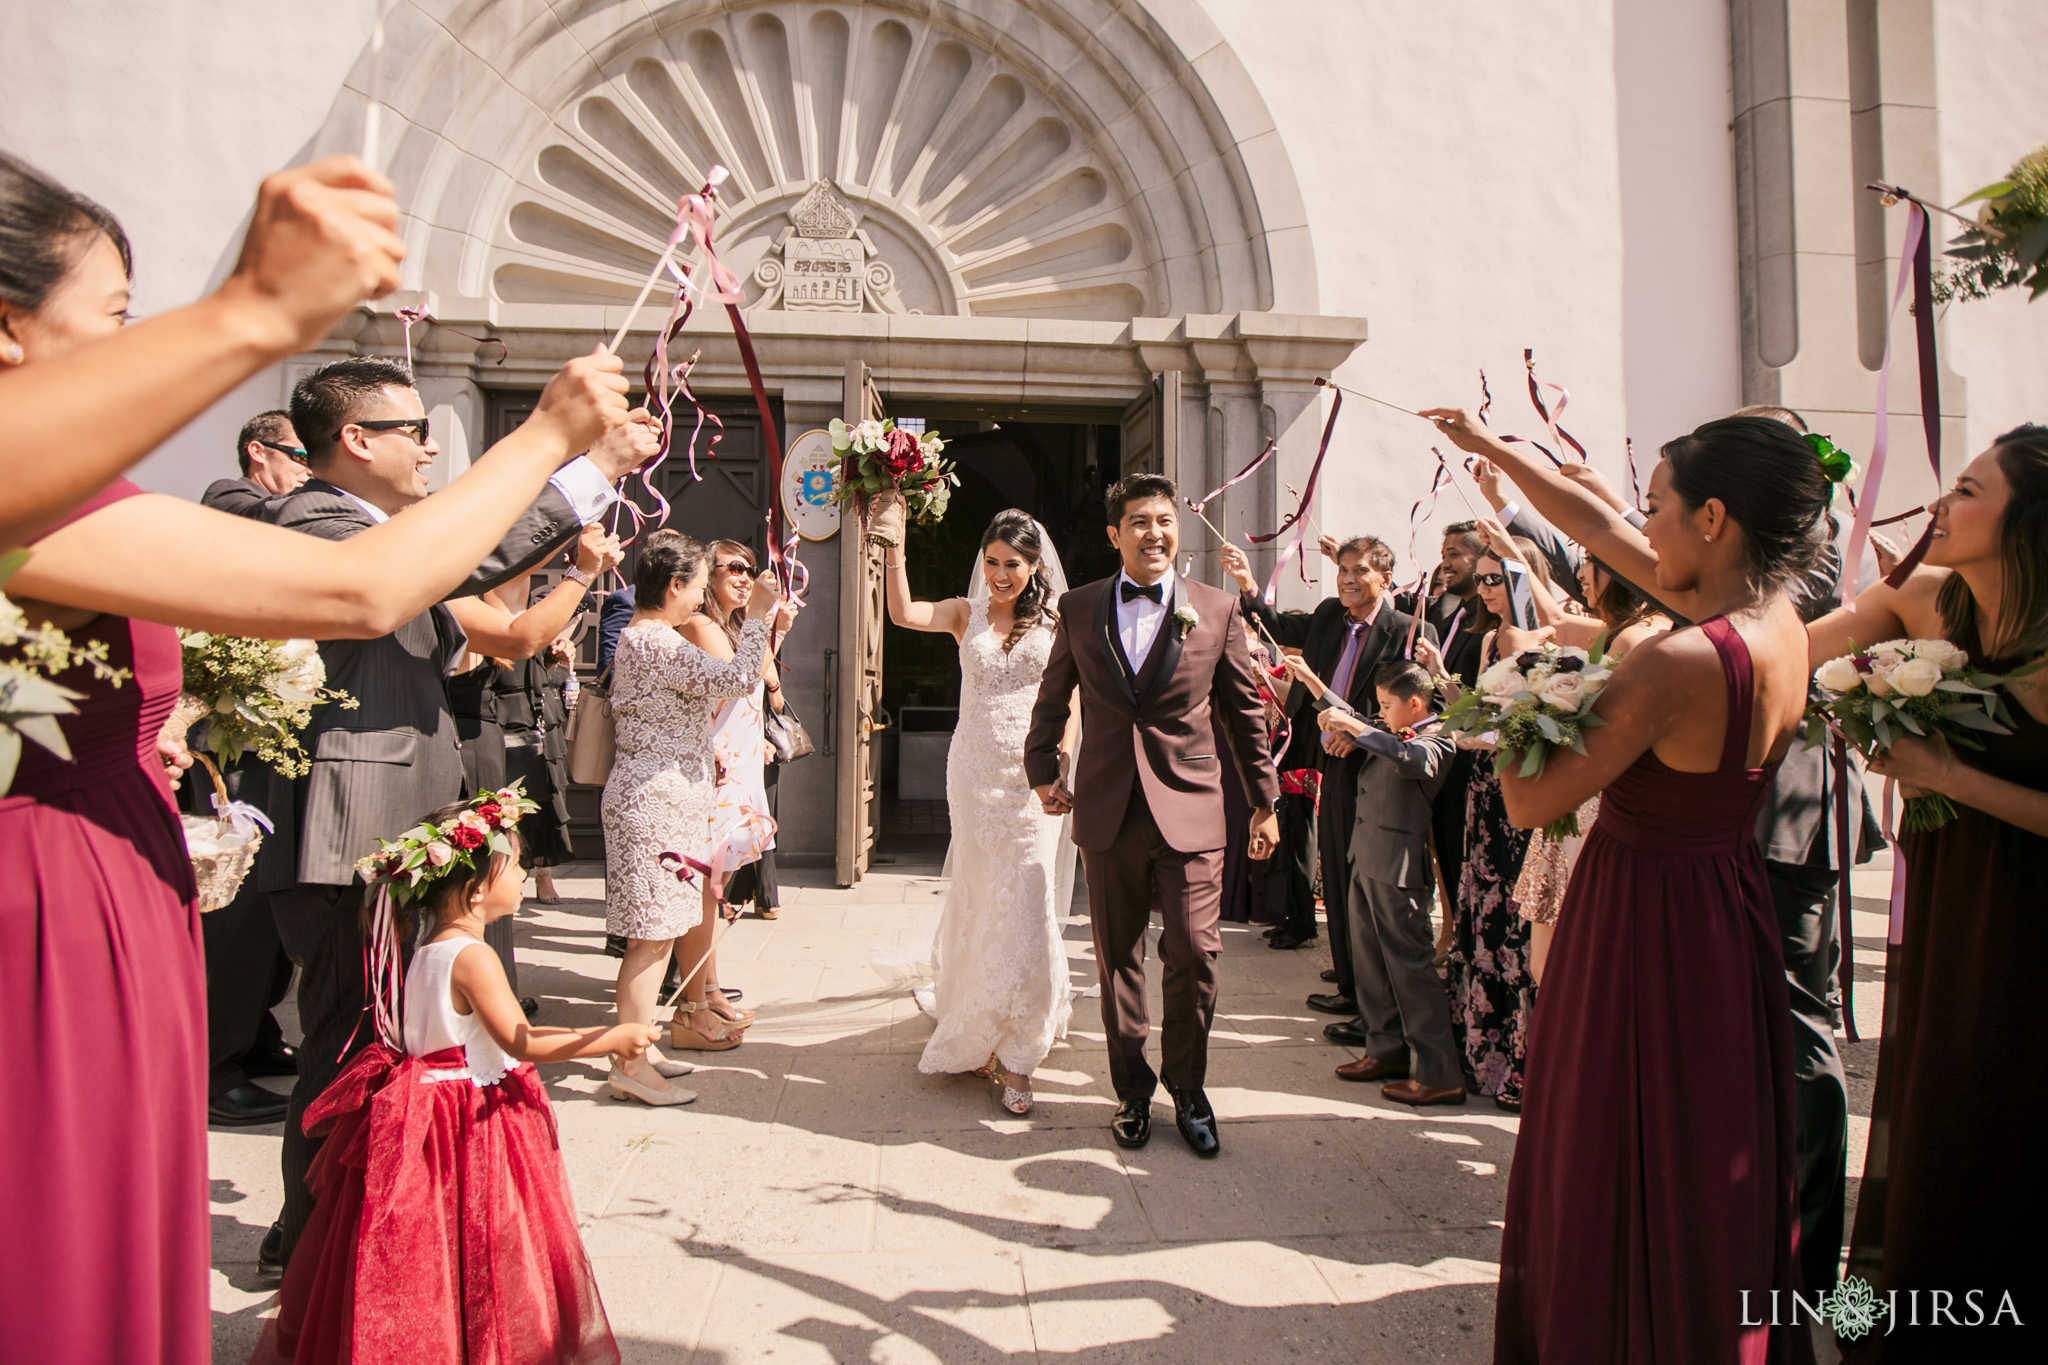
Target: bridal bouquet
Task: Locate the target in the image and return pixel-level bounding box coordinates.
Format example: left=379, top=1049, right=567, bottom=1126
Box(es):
left=1806, top=638, right=2032, bottom=831
left=1, top=548, right=129, bottom=795
left=829, top=417, right=956, bottom=542
left=1442, top=637, right=1615, bottom=839
left=176, top=632, right=358, bottom=779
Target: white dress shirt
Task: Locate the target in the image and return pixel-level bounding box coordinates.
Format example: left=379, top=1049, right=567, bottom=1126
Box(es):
left=1114, top=565, right=1175, bottom=671
left=334, top=455, right=617, bottom=527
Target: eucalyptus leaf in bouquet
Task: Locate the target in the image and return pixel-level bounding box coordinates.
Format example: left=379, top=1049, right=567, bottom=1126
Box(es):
left=1441, top=634, right=1616, bottom=840
left=177, top=632, right=358, bottom=779
left=1, top=546, right=129, bottom=795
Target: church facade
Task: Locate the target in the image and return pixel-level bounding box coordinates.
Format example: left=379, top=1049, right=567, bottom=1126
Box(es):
left=9, top=0, right=2043, bottom=874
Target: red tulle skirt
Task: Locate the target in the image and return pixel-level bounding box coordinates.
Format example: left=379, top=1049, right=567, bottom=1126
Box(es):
left=251, top=1045, right=618, bottom=1365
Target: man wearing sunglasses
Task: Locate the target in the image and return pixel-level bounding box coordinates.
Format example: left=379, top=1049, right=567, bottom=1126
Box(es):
left=200, top=409, right=310, bottom=519
left=245, top=354, right=655, bottom=1280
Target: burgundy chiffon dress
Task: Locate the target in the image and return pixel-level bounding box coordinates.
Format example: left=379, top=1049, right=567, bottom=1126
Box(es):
left=1494, top=617, right=1807, bottom=1363
left=0, top=480, right=209, bottom=1364
left=1843, top=619, right=2048, bottom=1359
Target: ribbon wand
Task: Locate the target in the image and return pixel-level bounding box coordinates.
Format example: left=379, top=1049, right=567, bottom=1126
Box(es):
left=1185, top=499, right=1287, bottom=657
left=606, top=166, right=732, bottom=355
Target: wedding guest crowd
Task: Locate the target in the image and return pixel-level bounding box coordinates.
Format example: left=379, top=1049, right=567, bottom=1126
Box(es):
left=4, top=132, right=2042, bottom=1365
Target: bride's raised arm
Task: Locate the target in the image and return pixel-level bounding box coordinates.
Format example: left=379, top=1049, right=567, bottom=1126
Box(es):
left=883, top=529, right=968, bottom=640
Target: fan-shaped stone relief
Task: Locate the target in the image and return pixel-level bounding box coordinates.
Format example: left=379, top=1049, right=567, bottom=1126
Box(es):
left=490, top=2, right=1150, bottom=321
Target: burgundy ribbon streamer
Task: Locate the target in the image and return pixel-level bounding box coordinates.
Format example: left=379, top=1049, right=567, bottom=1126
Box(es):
left=1842, top=186, right=1942, bottom=600
left=1189, top=437, right=1277, bottom=514
left=1401, top=461, right=1450, bottom=659
left=394, top=307, right=508, bottom=374
left=1523, top=348, right=1587, bottom=462
left=1248, top=380, right=1343, bottom=604
left=1624, top=436, right=1644, bottom=510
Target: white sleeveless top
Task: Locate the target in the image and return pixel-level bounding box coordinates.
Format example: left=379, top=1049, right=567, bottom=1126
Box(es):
left=403, top=937, right=517, bottom=1087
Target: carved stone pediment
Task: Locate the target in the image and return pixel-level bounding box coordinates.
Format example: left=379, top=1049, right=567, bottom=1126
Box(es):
left=753, top=180, right=909, bottom=314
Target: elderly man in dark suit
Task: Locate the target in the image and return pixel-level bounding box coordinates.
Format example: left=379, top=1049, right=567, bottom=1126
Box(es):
left=201, top=409, right=310, bottom=520
left=250, top=356, right=654, bottom=1276
left=1220, top=535, right=1435, bottom=1033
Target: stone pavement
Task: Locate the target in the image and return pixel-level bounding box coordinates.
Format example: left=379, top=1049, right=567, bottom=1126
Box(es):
left=208, top=856, right=1895, bottom=1362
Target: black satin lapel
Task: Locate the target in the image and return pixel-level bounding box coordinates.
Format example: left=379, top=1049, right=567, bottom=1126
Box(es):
left=1097, top=581, right=1138, bottom=707
left=1145, top=577, right=1187, bottom=706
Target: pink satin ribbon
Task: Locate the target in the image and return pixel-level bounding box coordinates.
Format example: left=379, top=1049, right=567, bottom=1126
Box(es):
left=1523, top=348, right=1587, bottom=462
left=343, top=884, right=407, bottom=1060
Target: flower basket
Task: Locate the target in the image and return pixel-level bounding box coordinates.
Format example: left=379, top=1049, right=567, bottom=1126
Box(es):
left=828, top=418, right=956, bottom=540
left=181, top=751, right=263, bottom=913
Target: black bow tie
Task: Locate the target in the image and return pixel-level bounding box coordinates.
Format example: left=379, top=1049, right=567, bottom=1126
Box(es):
left=1120, top=580, right=1164, bottom=604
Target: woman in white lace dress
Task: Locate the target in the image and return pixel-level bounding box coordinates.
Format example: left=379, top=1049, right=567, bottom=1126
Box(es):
left=602, top=530, right=779, bottom=1105
left=883, top=507, right=1077, bottom=1114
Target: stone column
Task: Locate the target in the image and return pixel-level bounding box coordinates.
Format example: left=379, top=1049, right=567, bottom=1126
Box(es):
left=1729, top=0, right=1963, bottom=511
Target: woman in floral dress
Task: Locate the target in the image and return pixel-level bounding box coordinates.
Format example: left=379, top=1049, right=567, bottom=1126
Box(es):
left=601, top=531, right=778, bottom=1103
left=1445, top=550, right=1545, bottom=1109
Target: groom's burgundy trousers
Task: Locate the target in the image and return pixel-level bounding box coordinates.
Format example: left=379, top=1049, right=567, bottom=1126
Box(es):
left=1083, top=785, right=1226, bottom=1100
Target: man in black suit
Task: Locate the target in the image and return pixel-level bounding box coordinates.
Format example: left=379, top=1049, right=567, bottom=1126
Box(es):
left=189, top=412, right=315, bottom=1127
left=250, top=356, right=652, bottom=1277
left=201, top=409, right=310, bottom=520
left=1221, top=536, right=1435, bottom=1029
left=1420, top=523, right=1489, bottom=886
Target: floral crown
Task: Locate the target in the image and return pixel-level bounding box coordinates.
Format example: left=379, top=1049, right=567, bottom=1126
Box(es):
left=1805, top=433, right=1857, bottom=486
left=354, top=784, right=539, bottom=907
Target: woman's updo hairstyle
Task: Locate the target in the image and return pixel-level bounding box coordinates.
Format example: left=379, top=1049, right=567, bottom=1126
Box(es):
left=1938, top=423, right=2048, bottom=661
left=633, top=528, right=706, bottom=606
left=1660, top=415, right=1832, bottom=599
left=981, top=510, right=1059, bottom=652
left=0, top=152, right=133, bottom=312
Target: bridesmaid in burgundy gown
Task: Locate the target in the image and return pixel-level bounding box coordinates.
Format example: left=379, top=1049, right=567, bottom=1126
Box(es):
left=1808, top=427, right=2048, bottom=1357
left=1425, top=407, right=1836, bottom=1363
left=1, top=483, right=208, bottom=1363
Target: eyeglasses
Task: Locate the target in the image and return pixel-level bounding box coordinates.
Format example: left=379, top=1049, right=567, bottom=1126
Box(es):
left=349, top=416, right=431, bottom=446
left=259, top=440, right=310, bottom=465
left=1475, top=572, right=1508, bottom=587
left=714, top=560, right=754, bottom=576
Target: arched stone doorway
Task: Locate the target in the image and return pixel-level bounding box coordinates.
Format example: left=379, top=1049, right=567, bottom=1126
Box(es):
left=301, top=0, right=1366, bottom=878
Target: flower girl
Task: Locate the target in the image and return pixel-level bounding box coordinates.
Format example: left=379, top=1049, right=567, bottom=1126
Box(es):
left=253, top=788, right=660, bottom=1365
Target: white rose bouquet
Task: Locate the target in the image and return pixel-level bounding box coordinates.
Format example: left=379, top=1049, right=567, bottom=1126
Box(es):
left=176, top=632, right=358, bottom=780
left=1805, top=637, right=2035, bottom=831
left=1442, top=637, right=1616, bottom=839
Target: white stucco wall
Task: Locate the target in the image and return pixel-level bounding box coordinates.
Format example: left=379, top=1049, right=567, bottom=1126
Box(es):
left=1206, top=0, right=1741, bottom=589
left=1935, top=0, right=2048, bottom=455
left=0, top=0, right=377, bottom=495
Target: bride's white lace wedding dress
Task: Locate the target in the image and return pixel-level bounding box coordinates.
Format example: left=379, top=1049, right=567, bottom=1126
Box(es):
left=913, top=598, right=1075, bottom=1077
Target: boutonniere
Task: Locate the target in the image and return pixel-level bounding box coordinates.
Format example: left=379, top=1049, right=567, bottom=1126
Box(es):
left=1172, top=603, right=1199, bottom=638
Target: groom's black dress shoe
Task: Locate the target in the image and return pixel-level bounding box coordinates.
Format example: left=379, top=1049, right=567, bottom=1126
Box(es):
left=1111, top=1096, right=1152, bottom=1149
left=209, top=1084, right=288, bottom=1127
left=1167, top=1086, right=1221, bottom=1158
left=1306, top=992, right=1357, bottom=1015
left=1267, top=927, right=1316, bottom=950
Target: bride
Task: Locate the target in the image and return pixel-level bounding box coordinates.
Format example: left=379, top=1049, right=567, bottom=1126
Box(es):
left=883, top=506, right=1078, bottom=1114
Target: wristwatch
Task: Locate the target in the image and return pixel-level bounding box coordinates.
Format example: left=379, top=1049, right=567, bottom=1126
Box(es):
left=564, top=565, right=595, bottom=588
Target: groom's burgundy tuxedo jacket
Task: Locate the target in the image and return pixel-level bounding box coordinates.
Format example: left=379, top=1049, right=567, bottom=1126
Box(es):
left=1025, top=575, right=1280, bottom=854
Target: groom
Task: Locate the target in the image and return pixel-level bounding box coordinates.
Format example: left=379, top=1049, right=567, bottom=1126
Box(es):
left=1025, top=473, right=1280, bottom=1156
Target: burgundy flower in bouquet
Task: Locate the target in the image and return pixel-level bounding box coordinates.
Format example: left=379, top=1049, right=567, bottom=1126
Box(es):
left=829, top=416, right=958, bottom=546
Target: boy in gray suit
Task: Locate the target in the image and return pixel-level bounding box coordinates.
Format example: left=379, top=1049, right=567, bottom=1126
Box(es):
left=1316, top=660, right=1465, bottom=1106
